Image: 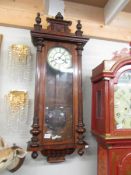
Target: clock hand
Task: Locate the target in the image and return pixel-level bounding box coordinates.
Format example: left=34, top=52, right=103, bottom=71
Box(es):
left=60, top=51, right=66, bottom=58
left=60, top=55, right=70, bottom=65
left=56, top=56, right=67, bottom=65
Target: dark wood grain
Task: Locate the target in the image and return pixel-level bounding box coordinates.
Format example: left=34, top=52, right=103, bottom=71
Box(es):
left=28, top=12, right=89, bottom=162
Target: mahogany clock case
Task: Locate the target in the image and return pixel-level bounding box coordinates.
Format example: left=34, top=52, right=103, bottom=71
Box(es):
left=27, top=12, right=89, bottom=163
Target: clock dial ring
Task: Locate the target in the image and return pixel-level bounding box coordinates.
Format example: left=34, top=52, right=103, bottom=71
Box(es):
left=47, top=47, right=72, bottom=71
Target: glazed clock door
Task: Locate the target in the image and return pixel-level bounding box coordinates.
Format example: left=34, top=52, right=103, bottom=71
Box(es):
left=44, top=45, right=73, bottom=142
left=114, top=68, right=131, bottom=130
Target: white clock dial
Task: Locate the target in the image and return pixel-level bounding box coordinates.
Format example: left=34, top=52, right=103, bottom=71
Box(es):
left=114, top=70, right=131, bottom=129
left=47, top=47, right=72, bottom=71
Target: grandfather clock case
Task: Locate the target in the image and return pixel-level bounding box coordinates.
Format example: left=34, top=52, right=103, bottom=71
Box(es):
left=27, top=13, right=88, bottom=163
left=91, top=56, right=131, bottom=175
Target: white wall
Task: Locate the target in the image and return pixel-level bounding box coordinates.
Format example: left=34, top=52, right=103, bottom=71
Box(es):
left=0, top=26, right=129, bottom=175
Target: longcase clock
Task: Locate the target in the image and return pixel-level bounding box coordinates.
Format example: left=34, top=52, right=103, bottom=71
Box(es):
left=91, top=55, right=131, bottom=175
left=28, top=12, right=89, bottom=163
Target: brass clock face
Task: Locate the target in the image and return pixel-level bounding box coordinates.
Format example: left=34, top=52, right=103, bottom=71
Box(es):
left=114, top=70, right=131, bottom=129
left=47, top=47, right=72, bottom=71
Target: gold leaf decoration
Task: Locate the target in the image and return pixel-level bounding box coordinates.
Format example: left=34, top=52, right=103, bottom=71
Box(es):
left=6, top=90, right=28, bottom=112
left=9, top=44, right=31, bottom=64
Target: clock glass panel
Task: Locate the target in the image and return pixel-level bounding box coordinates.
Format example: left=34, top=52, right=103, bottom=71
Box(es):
left=44, top=47, right=73, bottom=140
left=114, top=70, right=131, bottom=129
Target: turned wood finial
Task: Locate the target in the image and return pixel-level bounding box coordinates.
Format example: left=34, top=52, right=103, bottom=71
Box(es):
left=34, top=12, right=42, bottom=31
left=35, top=13, right=41, bottom=24
left=55, top=12, right=64, bottom=20
left=75, top=20, right=83, bottom=36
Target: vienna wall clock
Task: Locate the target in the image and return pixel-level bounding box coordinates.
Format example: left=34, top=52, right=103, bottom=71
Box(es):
left=28, top=12, right=89, bottom=163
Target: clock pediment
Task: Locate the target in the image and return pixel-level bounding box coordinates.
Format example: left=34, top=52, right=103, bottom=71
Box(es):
left=47, top=12, right=72, bottom=34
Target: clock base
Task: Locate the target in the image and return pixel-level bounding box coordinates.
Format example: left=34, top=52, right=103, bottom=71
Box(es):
left=98, top=144, right=131, bottom=175
left=41, top=148, right=75, bottom=163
